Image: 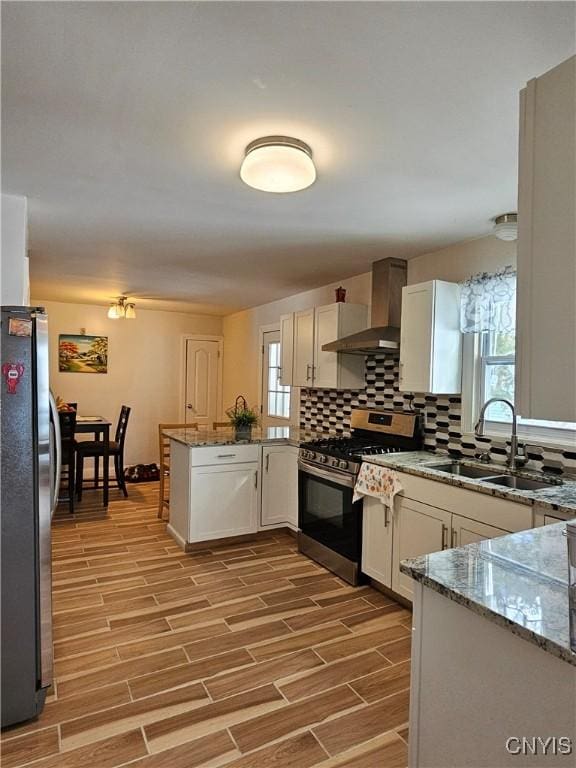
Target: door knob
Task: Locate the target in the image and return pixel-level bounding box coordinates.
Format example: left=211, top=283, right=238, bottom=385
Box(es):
left=187, top=404, right=194, bottom=410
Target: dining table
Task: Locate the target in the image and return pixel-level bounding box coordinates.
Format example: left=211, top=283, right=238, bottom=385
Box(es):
left=74, top=416, right=112, bottom=507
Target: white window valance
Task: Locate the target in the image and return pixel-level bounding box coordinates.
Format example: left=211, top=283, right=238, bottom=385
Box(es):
left=460, top=266, right=516, bottom=334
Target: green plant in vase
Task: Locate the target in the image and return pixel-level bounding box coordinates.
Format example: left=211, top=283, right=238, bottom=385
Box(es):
left=226, top=395, right=259, bottom=441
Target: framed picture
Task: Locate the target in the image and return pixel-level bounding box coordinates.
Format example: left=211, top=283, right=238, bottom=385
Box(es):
left=58, top=334, right=108, bottom=374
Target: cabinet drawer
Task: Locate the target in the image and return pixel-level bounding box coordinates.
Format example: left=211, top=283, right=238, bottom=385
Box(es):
left=397, top=472, right=533, bottom=533
left=191, top=444, right=259, bottom=467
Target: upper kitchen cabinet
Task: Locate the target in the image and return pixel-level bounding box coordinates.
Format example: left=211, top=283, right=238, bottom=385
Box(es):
left=399, top=280, right=462, bottom=394
left=313, top=303, right=368, bottom=389
left=278, top=313, right=295, bottom=386
left=293, top=308, right=316, bottom=387
left=516, top=55, right=576, bottom=422
left=293, top=302, right=368, bottom=389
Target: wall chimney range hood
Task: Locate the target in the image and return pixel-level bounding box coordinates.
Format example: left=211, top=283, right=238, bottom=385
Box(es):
left=322, top=258, right=407, bottom=354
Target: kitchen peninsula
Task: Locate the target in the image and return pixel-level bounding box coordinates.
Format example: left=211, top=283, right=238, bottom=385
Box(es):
left=164, top=427, right=309, bottom=549
left=402, top=522, right=576, bottom=767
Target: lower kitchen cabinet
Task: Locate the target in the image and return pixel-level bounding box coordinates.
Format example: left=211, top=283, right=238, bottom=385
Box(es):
left=391, top=498, right=452, bottom=602
left=190, top=462, right=259, bottom=542
left=260, top=444, right=299, bottom=530
left=360, top=471, right=529, bottom=603
left=451, top=513, right=508, bottom=546
left=361, top=496, right=393, bottom=587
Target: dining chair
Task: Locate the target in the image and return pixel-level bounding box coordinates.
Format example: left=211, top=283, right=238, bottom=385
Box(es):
left=58, top=410, right=77, bottom=513
left=157, top=422, right=198, bottom=519
left=76, top=405, right=131, bottom=501
left=212, top=421, right=231, bottom=430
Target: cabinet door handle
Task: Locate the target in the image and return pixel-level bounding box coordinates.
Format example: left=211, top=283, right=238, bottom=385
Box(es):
left=265, top=453, right=270, bottom=472
left=451, top=528, right=457, bottom=548
left=306, top=364, right=312, bottom=381
left=384, top=505, right=390, bottom=527
left=217, top=453, right=236, bottom=459
left=254, top=470, right=258, bottom=489
left=441, top=524, right=448, bottom=550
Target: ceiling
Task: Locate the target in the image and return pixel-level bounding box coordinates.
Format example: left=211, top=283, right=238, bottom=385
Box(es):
left=2, top=2, right=574, bottom=315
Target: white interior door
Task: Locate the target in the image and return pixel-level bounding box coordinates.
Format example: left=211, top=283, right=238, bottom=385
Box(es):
left=184, top=339, right=220, bottom=427
left=261, top=330, right=291, bottom=428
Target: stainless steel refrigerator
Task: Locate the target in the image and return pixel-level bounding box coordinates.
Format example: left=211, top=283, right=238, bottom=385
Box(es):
left=1, top=306, right=58, bottom=727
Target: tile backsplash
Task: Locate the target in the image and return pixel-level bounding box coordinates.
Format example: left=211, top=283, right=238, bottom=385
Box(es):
left=299, top=354, right=576, bottom=476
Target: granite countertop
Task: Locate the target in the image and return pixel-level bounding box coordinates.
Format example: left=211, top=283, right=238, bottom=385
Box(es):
left=401, top=522, right=576, bottom=666
left=363, top=451, right=576, bottom=517
left=164, top=425, right=322, bottom=448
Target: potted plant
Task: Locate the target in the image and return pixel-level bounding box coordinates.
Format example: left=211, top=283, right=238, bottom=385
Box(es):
left=226, top=395, right=259, bottom=441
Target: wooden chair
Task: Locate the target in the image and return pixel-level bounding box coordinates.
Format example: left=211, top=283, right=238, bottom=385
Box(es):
left=58, top=410, right=77, bottom=513
left=212, top=421, right=231, bottom=430
left=158, top=422, right=198, bottom=519
left=76, top=406, right=131, bottom=501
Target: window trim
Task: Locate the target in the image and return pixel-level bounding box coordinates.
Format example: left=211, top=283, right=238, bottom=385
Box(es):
left=462, top=333, right=576, bottom=450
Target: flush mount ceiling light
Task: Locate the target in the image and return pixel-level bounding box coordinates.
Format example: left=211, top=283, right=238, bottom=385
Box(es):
left=240, top=136, right=316, bottom=193
left=107, top=297, right=136, bottom=319
left=493, top=212, right=518, bottom=241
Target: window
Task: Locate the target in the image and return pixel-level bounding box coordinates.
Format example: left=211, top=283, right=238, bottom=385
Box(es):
left=266, top=341, right=290, bottom=419
left=467, top=280, right=576, bottom=442
left=479, top=330, right=516, bottom=422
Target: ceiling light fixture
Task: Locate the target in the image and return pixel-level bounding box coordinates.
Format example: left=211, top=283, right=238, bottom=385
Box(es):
left=107, top=297, right=136, bottom=320
left=493, top=212, right=518, bottom=241
left=240, top=135, right=316, bottom=193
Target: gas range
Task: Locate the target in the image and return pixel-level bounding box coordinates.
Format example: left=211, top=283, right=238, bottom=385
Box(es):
left=299, top=438, right=405, bottom=475
left=297, top=408, right=422, bottom=586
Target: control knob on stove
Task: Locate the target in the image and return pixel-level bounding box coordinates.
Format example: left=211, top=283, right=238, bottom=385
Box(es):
left=317, top=454, right=327, bottom=464
left=338, top=459, right=349, bottom=470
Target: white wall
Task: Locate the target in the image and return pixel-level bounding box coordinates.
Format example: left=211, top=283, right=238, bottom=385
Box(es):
left=407, top=235, right=516, bottom=284
left=1, top=193, right=30, bottom=305
left=222, top=235, right=516, bottom=412
left=34, top=299, right=222, bottom=465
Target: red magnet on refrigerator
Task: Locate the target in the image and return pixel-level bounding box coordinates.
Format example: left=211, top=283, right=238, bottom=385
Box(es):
left=2, top=363, right=25, bottom=394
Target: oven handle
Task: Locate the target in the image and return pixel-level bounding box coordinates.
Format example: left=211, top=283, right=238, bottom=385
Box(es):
left=298, top=459, right=356, bottom=489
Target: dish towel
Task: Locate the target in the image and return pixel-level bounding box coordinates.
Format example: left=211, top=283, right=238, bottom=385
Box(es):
left=353, top=462, right=403, bottom=508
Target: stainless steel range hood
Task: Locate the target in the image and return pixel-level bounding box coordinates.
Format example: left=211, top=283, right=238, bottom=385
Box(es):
left=322, top=257, right=407, bottom=354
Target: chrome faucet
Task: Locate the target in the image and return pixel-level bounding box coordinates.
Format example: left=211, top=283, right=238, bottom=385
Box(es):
left=474, top=398, right=526, bottom=470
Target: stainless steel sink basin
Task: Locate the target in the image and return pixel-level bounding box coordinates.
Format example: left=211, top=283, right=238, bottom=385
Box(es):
left=428, top=462, right=502, bottom=479
left=482, top=475, right=562, bottom=491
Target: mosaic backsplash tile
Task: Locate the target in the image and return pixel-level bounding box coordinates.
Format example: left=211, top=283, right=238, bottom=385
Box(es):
left=299, top=354, right=576, bottom=476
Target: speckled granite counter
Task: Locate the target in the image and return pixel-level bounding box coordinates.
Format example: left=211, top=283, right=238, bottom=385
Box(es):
left=363, top=450, right=576, bottom=517
left=164, top=425, right=321, bottom=448
left=401, top=522, right=575, bottom=666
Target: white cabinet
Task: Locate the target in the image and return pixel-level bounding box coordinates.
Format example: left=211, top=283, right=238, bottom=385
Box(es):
left=279, top=313, right=295, bottom=386
left=190, top=462, right=258, bottom=542
left=293, top=302, right=368, bottom=389
left=260, top=445, right=299, bottom=530
left=362, top=496, right=393, bottom=588
left=391, top=497, right=451, bottom=601
left=517, top=55, right=576, bottom=422
left=167, top=442, right=260, bottom=547
left=451, top=514, right=507, bottom=547
left=293, top=308, right=315, bottom=387
left=399, top=280, right=461, bottom=394
left=313, top=302, right=368, bottom=389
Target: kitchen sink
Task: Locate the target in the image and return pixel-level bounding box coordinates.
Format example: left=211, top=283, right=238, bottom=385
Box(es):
left=481, top=475, right=562, bottom=491
left=427, top=462, right=502, bottom=479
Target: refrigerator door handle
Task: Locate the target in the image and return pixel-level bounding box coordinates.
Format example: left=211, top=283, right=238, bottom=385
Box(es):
left=49, top=392, right=61, bottom=514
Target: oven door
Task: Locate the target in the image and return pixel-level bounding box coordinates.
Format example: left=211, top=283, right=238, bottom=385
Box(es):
left=298, top=459, right=362, bottom=563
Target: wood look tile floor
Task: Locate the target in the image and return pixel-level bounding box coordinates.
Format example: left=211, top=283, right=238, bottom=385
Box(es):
left=1, top=484, right=412, bottom=768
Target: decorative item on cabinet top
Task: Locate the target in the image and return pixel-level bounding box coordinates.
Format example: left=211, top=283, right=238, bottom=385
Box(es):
left=335, top=286, right=346, bottom=303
